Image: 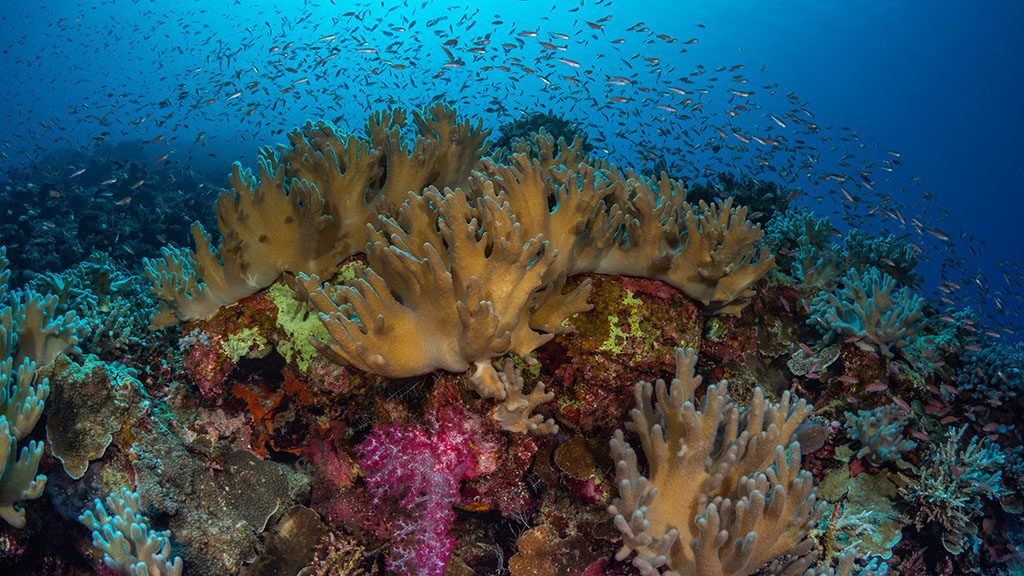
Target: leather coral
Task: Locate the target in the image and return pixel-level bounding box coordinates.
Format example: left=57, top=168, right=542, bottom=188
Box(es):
left=296, top=183, right=575, bottom=400
left=146, top=103, right=490, bottom=328
left=609, top=348, right=821, bottom=576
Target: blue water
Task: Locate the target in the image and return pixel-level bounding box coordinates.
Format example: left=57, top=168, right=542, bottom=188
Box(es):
left=2, top=0, right=1021, bottom=332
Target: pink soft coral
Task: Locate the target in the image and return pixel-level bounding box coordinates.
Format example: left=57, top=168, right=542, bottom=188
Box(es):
left=357, top=417, right=478, bottom=576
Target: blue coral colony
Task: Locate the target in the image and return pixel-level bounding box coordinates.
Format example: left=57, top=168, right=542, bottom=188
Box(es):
left=0, top=1, right=1021, bottom=576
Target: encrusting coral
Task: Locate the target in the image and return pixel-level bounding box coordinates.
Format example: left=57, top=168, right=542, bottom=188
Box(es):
left=608, top=347, right=822, bottom=576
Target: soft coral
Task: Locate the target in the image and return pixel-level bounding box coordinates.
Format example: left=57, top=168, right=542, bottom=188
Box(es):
left=357, top=415, right=478, bottom=576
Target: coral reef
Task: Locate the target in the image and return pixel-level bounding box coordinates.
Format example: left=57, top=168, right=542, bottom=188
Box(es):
left=268, top=106, right=775, bottom=394
left=608, top=347, right=821, bottom=575
left=0, top=106, right=1019, bottom=576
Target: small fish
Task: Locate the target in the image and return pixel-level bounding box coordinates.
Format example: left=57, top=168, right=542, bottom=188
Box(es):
left=70, top=167, right=86, bottom=178
left=864, top=381, right=887, bottom=392
left=115, top=196, right=132, bottom=206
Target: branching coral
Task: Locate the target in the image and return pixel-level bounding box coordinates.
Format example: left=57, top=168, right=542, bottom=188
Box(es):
left=79, top=487, right=183, bottom=576
left=150, top=106, right=779, bottom=395
left=608, top=347, right=821, bottom=576
left=7, top=288, right=82, bottom=368
left=0, top=358, right=48, bottom=528
left=33, top=252, right=152, bottom=356
left=791, top=238, right=840, bottom=288
left=765, top=209, right=835, bottom=266
left=485, top=155, right=774, bottom=316
left=898, top=426, right=1007, bottom=554
left=843, top=406, right=917, bottom=466
left=809, top=267, right=924, bottom=358
left=958, top=340, right=1023, bottom=402
left=842, top=230, right=919, bottom=287
left=764, top=209, right=839, bottom=286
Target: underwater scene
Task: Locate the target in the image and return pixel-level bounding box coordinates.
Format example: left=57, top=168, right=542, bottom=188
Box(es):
left=1, top=0, right=1022, bottom=574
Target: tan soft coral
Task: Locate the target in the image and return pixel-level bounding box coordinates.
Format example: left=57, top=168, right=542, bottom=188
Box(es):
left=297, top=184, right=564, bottom=399
left=609, top=348, right=821, bottom=576
left=660, top=198, right=776, bottom=316
left=484, top=154, right=772, bottom=316
left=148, top=103, right=490, bottom=327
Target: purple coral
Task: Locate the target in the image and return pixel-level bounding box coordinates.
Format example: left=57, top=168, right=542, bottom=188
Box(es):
left=357, top=417, right=477, bottom=576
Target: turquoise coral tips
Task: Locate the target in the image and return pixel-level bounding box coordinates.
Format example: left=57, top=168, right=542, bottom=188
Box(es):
left=79, top=488, right=183, bottom=576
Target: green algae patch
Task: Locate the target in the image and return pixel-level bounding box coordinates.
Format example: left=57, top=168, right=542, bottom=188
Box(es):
left=221, top=326, right=272, bottom=363
left=267, top=282, right=330, bottom=373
